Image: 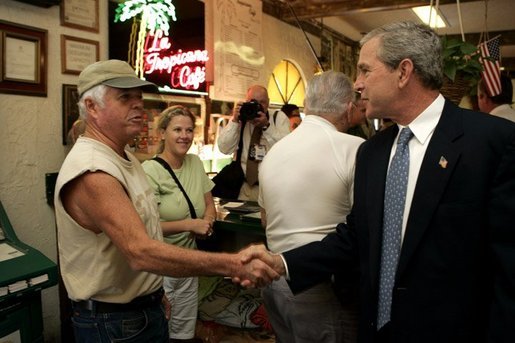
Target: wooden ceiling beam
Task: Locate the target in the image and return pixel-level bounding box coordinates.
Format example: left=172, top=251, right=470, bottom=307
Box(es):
left=265, top=0, right=479, bottom=20
left=444, top=30, right=515, bottom=46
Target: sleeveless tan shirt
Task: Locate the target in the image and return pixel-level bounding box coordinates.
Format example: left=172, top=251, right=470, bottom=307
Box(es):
left=55, top=137, right=163, bottom=302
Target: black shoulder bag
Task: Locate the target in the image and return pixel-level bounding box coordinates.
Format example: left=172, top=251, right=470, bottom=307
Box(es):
left=152, top=157, right=197, bottom=219
left=211, top=122, right=246, bottom=199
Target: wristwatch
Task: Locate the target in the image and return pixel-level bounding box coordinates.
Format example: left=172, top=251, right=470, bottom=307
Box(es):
left=262, top=122, right=270, bottom=131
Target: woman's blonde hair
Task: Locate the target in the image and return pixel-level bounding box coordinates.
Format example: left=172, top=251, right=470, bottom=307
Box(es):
left=157, top=105, right=196, bottom=153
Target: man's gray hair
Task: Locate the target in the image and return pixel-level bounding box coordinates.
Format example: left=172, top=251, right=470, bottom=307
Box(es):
left=304, top=70, right=354, bottom=119
left=361, top=21, right=443, bottom=90
left=77, top=85, right=107, bottom=119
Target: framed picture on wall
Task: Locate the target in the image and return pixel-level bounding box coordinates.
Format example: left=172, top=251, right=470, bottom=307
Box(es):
left=61, top=35, right=99, bottom=74
left=0, top=20, right=47, bottom=97
left=60, top=0, right=99, bottom=33
left=62, top=84, right=81, bottom=145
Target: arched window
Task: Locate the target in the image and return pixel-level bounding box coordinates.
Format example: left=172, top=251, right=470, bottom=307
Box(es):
left=267, top=60, right=305, bottom=107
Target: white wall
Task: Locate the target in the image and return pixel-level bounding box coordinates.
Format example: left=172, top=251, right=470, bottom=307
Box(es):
left=0, top=0, right=109, bottom=341
left=0, top=1, right=320, bottom=341
left=261, top=15, right=320, bottom=93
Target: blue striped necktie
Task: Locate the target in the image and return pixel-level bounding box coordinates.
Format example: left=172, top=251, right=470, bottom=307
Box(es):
left=377, top=127, right=413, bottom=329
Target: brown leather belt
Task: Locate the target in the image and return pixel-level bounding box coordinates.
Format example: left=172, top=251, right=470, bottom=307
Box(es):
left=72, top=288, right=164, bottom=313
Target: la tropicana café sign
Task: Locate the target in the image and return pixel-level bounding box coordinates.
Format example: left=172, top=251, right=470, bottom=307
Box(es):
left=143, top=29, right=208, bottom=95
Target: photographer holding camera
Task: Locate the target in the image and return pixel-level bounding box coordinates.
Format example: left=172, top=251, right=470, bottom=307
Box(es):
left=217, top=85, right=290, bottom=200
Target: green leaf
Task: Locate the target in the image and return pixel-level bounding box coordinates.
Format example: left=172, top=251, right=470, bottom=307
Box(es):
left=460, top=42, right=477, bottom=55
left=445, top=38, right=464, bottom=50
left=443, top=61, right=457, bottom=81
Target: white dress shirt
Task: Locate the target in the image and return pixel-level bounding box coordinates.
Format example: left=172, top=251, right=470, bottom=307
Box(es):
left=391, top=94, right=444, bottom=243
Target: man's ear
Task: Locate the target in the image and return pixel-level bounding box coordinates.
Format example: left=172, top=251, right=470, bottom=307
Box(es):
left=343, top=101, right=354, bottom=128
left=84, top=98, right=98, bottom=118
left=346, top=101, right=354, bottom=119
left=398, top=59, right=414, bottom=88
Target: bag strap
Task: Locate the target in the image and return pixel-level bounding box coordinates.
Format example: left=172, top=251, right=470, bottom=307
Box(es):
left=235, top=120, right=246, bottom=162
left=273, top=110, right=279, bottom=125
left=152, top=157, right=197, bottom=219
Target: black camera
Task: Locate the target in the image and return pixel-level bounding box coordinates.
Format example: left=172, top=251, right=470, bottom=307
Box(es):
left=239, top=99, right=263, bottom=122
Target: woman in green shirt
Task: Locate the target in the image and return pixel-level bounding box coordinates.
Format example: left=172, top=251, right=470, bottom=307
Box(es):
left=143, top=105, right=216, bottom=343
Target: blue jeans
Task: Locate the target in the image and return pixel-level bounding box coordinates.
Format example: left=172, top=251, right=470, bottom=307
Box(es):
left=71, top=302, right=169, bottom=343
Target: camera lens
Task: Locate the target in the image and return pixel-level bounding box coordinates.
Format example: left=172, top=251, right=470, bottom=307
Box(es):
left=240, top=100, right=262, bottom=121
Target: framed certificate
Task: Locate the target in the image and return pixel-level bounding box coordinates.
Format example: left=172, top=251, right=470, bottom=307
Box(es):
left=60, top=0, right=99, bottom=33
left=61, top=35, right=99, bottom=75
left=0, top=20, right=47, bottom=97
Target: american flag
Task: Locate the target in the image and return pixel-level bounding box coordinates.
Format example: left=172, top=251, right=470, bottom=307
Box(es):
left=479, top=36, right=502, bottom=97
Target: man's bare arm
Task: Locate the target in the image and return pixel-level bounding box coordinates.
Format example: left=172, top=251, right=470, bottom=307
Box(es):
left=60, top=171, right=278, bottom=286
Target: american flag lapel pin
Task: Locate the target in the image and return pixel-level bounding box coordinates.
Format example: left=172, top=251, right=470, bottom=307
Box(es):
left=439, top=156, right=448, bottom=169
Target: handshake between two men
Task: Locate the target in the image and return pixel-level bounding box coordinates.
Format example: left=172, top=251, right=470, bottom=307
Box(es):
left=232, top=244, right=286, bottom=288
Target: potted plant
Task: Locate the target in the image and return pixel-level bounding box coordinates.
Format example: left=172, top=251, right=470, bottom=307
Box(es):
left=440, top=36, right=484, bottom=104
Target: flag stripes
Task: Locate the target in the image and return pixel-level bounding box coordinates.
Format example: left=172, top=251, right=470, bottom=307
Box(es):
left=479, top=37, right=501, bottom=97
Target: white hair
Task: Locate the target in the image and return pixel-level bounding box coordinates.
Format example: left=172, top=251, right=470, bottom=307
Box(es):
left=304, top=71, right=354, bottom=119
left=77, top=85, right=108, bottom=119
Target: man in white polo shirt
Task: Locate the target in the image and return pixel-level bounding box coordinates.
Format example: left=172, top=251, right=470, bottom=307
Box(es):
left=258, top=71, right=364, bottom=343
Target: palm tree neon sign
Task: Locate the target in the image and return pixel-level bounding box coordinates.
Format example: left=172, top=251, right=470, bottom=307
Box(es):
left=114, top=0, right=177, bottom=77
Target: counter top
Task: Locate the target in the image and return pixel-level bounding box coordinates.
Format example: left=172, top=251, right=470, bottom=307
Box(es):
left=214, top=212, right=264, bottom=237
left=199, top=201, right=265, bottom=252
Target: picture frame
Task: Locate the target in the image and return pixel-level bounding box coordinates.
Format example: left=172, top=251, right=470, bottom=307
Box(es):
left=0, top=20, right=47, bottom=97
left=62, top=84, right=81, bottom=145
left=60, top=0, right=99, bottom=33
left=61, top=35, right=99, bottom=75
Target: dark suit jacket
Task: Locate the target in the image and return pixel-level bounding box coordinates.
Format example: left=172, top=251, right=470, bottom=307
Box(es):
left=283, top=100, right=515, bottom=343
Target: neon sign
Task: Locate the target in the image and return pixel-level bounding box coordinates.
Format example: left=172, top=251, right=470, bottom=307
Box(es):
left=143, top=29, right=208, bottom=92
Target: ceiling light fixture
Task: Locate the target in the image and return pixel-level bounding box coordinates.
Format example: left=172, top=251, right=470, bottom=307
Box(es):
left=412, top=6, right=448, bottom=28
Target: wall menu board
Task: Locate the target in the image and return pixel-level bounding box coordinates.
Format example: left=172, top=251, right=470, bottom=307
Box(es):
left=212, top=0, right=265, bottom=102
